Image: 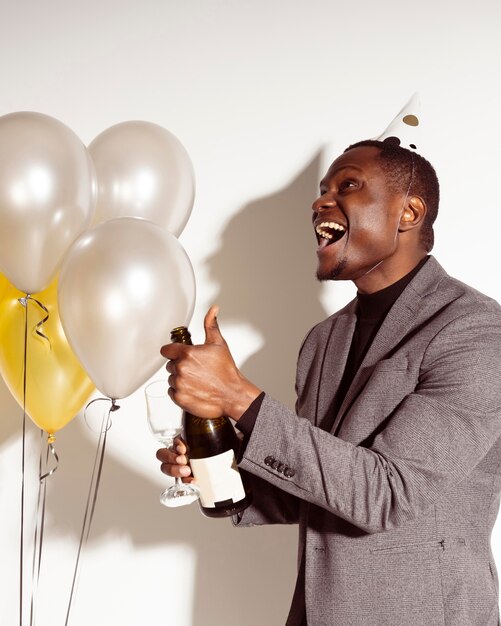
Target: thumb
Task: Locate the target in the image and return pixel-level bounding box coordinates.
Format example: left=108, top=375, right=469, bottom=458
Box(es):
left=204, top=305, right=226, bottom=345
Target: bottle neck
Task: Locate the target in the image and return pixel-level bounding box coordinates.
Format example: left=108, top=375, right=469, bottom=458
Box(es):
left=171, top=326, right=193, bottom=345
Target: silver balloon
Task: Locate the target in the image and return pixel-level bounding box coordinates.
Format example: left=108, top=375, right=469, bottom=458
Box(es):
left=88, top=121, right=195, bottom=237
left=58, top=217, right=196, bottom=399
left=0, top=111, right=96, bottom=294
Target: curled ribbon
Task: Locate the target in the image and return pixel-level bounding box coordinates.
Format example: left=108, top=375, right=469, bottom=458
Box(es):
left=18, top=295, right=51, bottom=348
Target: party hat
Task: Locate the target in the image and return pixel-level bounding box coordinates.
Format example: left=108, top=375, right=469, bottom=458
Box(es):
left=376, top=93, right=420, bottom=151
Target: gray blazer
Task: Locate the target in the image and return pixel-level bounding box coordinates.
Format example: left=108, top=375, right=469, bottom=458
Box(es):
left=236, top=257, right=501, bottom=625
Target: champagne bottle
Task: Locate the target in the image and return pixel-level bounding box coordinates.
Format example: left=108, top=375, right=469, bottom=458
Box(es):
left=171, top=326, right=252, bottom=518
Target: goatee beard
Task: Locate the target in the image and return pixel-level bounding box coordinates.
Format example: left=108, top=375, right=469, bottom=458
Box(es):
left=316, top=257, right=347, bottom=282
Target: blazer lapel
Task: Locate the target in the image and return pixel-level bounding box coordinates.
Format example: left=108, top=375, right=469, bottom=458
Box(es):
left=314, top=302, right=357, bottom=430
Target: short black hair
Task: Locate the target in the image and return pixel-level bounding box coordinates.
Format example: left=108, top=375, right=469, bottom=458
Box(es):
left=345, top=139, right=440, bottom=252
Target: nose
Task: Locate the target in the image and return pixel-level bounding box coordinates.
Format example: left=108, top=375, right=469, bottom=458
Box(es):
left=312, top=192, right=336, bottom=214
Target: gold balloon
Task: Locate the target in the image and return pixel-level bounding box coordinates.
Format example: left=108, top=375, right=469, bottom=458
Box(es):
left=0, top=275, right=94, bottom=435
left=0, top=273, right=8, bottom=302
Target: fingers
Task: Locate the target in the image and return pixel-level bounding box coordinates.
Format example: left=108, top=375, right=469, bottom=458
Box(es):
left=174, top=437, right=187, bottom=454
left=160, top=461, right=193, bottom=480
left=156, top=439, right=193, bottom=480
left=166, top=359, right=177, bottom=396
left=160, top=342, right=184, bottom=360
left=167, top=386, right=177, bottom=404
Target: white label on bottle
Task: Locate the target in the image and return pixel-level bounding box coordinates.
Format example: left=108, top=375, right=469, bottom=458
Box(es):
left=190, top=449, right=246, bottom=508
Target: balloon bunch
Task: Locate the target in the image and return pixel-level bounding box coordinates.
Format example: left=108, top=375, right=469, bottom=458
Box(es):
left=0, top=111, right=196, bottom=625
left=0, top=113, right=196, bottom=435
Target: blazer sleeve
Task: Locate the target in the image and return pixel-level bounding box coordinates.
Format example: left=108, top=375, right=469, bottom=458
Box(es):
left=233, top=393, right=304, bottom=527
left=238, top=306, right=501, bottom=533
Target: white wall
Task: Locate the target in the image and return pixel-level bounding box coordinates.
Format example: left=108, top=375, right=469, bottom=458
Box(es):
left=1, top=1, right=500, bottom=624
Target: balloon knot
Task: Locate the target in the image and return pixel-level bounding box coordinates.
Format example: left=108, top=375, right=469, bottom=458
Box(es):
left=110, top=400, right=121, bottom=412
left=47, top=434, right=56, bottom=444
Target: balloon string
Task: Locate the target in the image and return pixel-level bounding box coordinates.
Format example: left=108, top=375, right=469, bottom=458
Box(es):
left=18, top=293, right=52, bottom=626
left=29, top=434, right=58, bottom=626
left=65, top=398, right=119, bottom=626
left=17, top=295, right=52, bottom=626
left=29, top=432, right=45, bottom=626
left=18, top=294, right=30, bottom=626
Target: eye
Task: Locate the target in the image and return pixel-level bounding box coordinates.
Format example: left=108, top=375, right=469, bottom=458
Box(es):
left=338, top=179, right=357, bottom=192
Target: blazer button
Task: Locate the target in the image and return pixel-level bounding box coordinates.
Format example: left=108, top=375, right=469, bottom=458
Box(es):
left=271, top=459, right=280, bottom=470
left=277, top=463, right=285, bottom=473
left=284, top=467, right=295, bottom=478
left=264, top=456, right=274, bottom=466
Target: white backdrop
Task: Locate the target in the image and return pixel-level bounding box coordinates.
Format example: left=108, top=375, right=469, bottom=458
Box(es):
left=1, top=1, right=500, bottom=625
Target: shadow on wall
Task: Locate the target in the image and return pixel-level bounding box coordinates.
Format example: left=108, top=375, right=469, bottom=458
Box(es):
left=208, top=150, right=327, bottom=406
left=0, top=152, right=331, bottom=626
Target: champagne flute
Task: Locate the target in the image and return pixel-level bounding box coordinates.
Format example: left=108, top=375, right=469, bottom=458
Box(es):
left=145, top=380, right=199, bottom=507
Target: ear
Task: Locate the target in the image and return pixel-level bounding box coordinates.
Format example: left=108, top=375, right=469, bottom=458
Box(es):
left=398, top=195, right=427, bottom=232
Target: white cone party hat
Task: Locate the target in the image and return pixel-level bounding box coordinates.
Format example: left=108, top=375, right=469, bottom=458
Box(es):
left=376, top=93, right=420, bottom=151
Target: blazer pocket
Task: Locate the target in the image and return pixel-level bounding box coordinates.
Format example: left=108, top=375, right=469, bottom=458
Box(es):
left=370, top=539, right=443, bottom=556
left=362, top=357, right=413, bottom=403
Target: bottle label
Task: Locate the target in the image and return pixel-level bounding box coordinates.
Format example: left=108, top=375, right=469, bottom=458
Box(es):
left=190, top=449, right=246, bottom=508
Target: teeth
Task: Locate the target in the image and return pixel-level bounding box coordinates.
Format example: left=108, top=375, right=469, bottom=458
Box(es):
left=315, top=221, right=346, bottom=240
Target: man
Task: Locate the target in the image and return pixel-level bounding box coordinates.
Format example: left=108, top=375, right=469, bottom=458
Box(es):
left=158, top=136, right=501, bottom=625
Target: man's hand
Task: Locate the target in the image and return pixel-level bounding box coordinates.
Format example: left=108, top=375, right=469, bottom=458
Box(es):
left=160, top=305, right=261, bottom=421
left=156, top=438, right=194, bottom=481
left=156, top=430, right=245, bottom=480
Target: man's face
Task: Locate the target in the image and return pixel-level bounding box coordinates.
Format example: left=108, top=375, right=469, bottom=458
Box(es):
left=312, top=145, right=409, bottom=287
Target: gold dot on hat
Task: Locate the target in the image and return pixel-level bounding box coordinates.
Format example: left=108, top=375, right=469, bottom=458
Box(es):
left=402, top=114, right=419, bottom=127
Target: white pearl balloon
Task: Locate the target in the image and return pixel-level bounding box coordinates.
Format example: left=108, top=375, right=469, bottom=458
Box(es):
left=0, top=111, right=96, bottom=294
left=58, top=217, right=196, bottom=399
left=88, top=121, right=195, bottom=237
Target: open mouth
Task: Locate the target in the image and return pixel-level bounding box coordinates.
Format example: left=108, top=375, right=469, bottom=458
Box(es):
left=315, top=221, right=347, bottom=248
